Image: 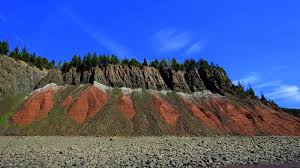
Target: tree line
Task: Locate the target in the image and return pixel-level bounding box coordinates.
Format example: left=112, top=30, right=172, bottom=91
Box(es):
left=0, top=40, right=54, bottom=70
left=61, top=53, right=225, bottom=73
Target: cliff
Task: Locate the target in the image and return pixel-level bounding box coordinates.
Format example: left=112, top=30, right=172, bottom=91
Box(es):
left=0, top=56, right=48, bottom=99
left=1, top=55, right=299, bottom=136
left=36, top=64, right=235, bottom=95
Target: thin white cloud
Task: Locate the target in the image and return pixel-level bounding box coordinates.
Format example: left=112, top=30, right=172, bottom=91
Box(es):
left=266, top=85, right=300, bottom=102
left=255, top=80, right=283, bottom=89
left=58, top=6, right=130, bottom=57
left=151, top=28, right=191, bottom=52
left=185, top=41, right=204, bottom=55
left=233, top=72, right=260, bottom=85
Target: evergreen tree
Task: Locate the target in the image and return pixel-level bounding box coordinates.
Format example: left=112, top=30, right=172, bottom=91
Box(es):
left=0, top=40, right=9, bottom=55
left=184, top=59, right=196, bottom=70
left=47, top=60, right=55, bottom=69
left=82, top=53, right=92, bottom=70
left=62, top=62, right=71, bottom=73
left=170, top=58, right=181, bottom=70
left=91, top=53, right=99, bottom=67
left=29, top=53, right=37, bottom=66
left=36, top=56, right=44, bottom=70
left=129, top=58, right=141, bottom=67
left=150, top=59, right=159, bottom=69
left=71, top=55, right=81, bottom=68
left=246, top=87, right=256, bottom=98
left=110, top=54, right=120, bottom=65
left=142, top=58, right=148, bottom=67
left=236, top=82, right=246, bottom=97
left=261, top=92, right=267, bottom=102
left=121, top=58, right=130, bottom=66
left=199, top=59, right=210, bottom=70
left=9, top=46, right=20, bottom=60
left=20, top=48, right=30, bottom=62
left=159, top=58, right=168, bottom=70
left=56, top=61, right=63, bottom=70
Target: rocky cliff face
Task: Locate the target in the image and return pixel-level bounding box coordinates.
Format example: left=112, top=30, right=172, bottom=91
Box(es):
left=0, top=56, right=48, bottom=98
left=1, top=57, right=299, bottom=136
left=37, top=65, right=234, bottom=94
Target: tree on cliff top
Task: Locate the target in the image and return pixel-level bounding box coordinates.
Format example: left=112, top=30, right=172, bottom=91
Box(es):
left=0, top=40, right=9, bottom=55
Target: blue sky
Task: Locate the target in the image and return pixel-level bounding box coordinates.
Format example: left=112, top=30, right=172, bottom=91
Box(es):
left=0, top=0, right=300, bottom=108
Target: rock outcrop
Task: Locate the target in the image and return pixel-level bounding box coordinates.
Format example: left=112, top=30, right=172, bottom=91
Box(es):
left=0, top=56, right=48, bottom=98
left=11, top=85, right=62, bottom=126
left=67, top=86, right=108, bottom=124
left=38, top=65, right=212, bottom=93
left=118, top=95, right=136, bottom=119
left=152, top=95, right=180, bottom=127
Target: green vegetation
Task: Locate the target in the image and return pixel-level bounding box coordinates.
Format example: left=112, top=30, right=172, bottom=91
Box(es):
left=0, top=40, right=54, bottom=70
left=0, top=40, right=226, bottom=73
left=0, top=94, right=26, bottom=128
left=0, top=40, right=9, bottom=55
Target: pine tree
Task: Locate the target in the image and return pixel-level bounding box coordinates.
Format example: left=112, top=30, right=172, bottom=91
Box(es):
left=36, top=56, right=44, bottom=70
left=29, top=53, right=37, bottom=66
left=261, top=92, right=267, bottom=102
left=246, top=84, right=256, bottom=99
left=20, top=48, right=30, bottom=62
left=150, top=59, right=159, bottom=69
left=142, top=58, right=148, bottom=67
left=47, top=60, right=55, bottom=69
left=56, top=61, right=63, bottom=70
left=159, top=58, right=168, bottom=70
left=0, top=40, right=9, bottom=55
left=110, top=54, right=120, bottom=65
left=121, top=58, right=129, bottom=66
left=91, top=53, right=99, bottom=67
left=199, top=59, right=210, bottom=70
left=62, top=62, right=71, bottom=73
left=170, top=58, right=181, bottom=70
left=129, top=58, right=141, bottom=67
left=71, top=55, right=81, bottom=68
left=9, top=46, right=20, bottom=60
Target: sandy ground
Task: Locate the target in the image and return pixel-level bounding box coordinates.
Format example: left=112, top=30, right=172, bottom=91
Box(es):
left=0, top=136, right=299, bottom=168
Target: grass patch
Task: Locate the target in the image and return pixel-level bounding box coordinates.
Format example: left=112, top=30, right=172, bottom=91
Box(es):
left=0, top=94, right=26, bottom=128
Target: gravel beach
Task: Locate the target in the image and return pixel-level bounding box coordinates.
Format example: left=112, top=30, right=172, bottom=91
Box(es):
left=0, top=136, right=299, bottom=168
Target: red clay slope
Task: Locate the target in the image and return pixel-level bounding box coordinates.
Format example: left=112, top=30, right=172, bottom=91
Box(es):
left=182, top=96, right=300, bottom=136
left=152, top=95, right=180, bottom=127
left=11, top=89, right=57, bottom=126
left=67, top=86, right=108, bottom=124
left=62, top=96, right=73, bottom=107
left=181, top=98, right=230, bottom=134
left=118, top=95, right=136, bottom=119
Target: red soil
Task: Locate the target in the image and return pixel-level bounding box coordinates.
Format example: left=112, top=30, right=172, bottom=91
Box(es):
left=67, top=86, right=108, bottom=124
left=118, top=95, right=136, bottom=119
left=62, top=96, right=73, bottom=107
left=11, top=90, right=56, bottom=126
left=189, top=96, right=300, bottom=136
left=152, top=95, right=179, bottom=127
left=181, top=98, right=230, bottom=134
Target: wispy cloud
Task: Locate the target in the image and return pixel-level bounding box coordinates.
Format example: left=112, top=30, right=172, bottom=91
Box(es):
left=255, top=80, right=283, bottom=89
left=0, top=13, right=7, bottom=23
left=234, top=72, right=300, bottom=106
left=151, top=28, right=191, bottom=52
left=185, top=41, right=204, bottom=55
left=233, top=72, right=260, bottom=85
left=57, top=6, right=130, bottom=57
left=266, top=85, right=300, bottom=102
